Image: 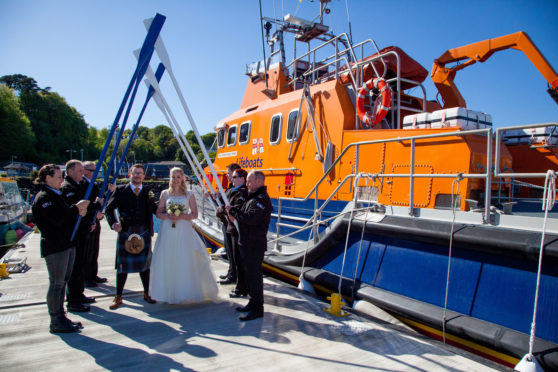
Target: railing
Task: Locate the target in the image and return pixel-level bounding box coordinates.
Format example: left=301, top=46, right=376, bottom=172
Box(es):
left=285, top=34, right=427, bottom=130
left=273, top=123, right=557, bottom=247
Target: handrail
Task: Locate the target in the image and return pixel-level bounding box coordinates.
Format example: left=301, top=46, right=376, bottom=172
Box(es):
left=494, top=122, right=558, bottom=178
left=274, top=123, right=558, bottom=246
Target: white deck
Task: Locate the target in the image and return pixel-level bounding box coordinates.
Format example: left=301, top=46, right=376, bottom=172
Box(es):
left=0, top=220, right=509, bottom=371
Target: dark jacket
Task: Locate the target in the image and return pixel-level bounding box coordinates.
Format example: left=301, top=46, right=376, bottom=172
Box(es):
left=81, top=177, right=102, bottom=229
left=217, top=185, right=248, bottom=235
left=228, top=185, right=272, bottom=249
left=61, top=176, right=90, bottom=234
left=31, top=186, right=79, bottom=257
left=105, top=184, right=157, bottom=236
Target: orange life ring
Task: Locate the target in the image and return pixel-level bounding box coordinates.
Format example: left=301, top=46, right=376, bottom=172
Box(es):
left=356, top=77, right=392, bottom=129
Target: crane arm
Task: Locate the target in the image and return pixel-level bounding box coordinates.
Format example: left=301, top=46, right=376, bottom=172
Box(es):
left=431, top=31, right=558, bottom=108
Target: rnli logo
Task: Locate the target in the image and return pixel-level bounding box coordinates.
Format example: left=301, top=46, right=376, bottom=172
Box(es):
left=252, top=138, right=264, bottom=155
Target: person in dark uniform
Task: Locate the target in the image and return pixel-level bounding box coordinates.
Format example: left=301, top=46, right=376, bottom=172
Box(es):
left=82, top=161, right=109, bottom=287
left=226, top=170, right=272, bottom=321
left=216, top=163, right=241, bottom=284
left=61, top=160, right=96, bottom=312
left=105, top=164, right=157, bottom=310
left=32, top=164, right=89, bottom=333
left=216, top=168, right=248, bottom=297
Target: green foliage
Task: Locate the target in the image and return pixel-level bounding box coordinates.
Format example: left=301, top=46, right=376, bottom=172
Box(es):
left=0, top=74, right=216, bottom=168
left=0, top=85, right=37, bottom=161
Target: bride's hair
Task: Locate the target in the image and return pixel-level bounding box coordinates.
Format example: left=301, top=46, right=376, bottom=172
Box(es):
left=168, top=167, right=188, bottom=196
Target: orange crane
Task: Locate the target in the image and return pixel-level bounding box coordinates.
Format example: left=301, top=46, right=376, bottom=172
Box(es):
left=431, top=31, right=558, bottom=108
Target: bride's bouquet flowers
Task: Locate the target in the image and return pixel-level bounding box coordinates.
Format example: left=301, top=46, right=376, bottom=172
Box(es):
left=167, top=202, right=185, bottom=228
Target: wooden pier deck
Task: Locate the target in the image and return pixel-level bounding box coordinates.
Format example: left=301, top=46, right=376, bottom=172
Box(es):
left=0, top=220, right=509, bottom=371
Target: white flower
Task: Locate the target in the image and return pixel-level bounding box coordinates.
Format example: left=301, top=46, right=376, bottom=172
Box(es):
left=174, top=210, right=181, bottom=216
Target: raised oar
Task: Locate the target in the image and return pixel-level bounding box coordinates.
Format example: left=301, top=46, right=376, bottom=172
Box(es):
left=95, top=63, right=166, bottom=222
left=70, top=13, right=166, bottom=242
left=142, top=63, right=220, bottom=210
left=147, top=76, right=218, bottom=212
left=145, top=25, right=231, bottom=208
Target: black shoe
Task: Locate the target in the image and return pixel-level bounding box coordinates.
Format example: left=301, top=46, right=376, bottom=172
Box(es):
left=80, top=296, right=96, bottom=304
left=67, top=303, right=90, bottom=313
left=219, top=278, right=235, bottom=285
left=84, top=281, right=97, bottom=288
left=94, top=276, right=108, bottom=283
left=219, top=274, right=228, bottom=280
left=229, top=291, right=248, bottom=298
left=50, top=322, right=80, bottom=333
left=239, top=312, right=263, bottom=321
left=235, top=305, right=251, bottom=312
left=63, top=316, right=83, bottom=329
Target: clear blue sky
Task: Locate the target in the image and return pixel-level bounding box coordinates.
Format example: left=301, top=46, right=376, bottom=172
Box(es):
left=1, top=0, right=557, bottom=136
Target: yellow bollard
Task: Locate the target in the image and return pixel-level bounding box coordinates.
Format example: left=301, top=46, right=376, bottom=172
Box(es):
left=0, top=263, right=9, bottom=278
left=323, top=292, right=349, bottom=317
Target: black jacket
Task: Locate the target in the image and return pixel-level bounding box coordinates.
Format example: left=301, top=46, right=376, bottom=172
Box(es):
left=105, top=184, right=157, bottom=236
left=31, top=186, right=79, bottom=257
left=228, top=185, right=272, bottom=250
left=61, top=176, right=90, bottom=234
left=81, top=177, right=102, bottom=229
left=216, top=185, right=248, bottom=235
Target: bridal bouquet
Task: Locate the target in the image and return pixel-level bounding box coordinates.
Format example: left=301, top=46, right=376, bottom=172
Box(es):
left=167, top=202, right=185, bottom=228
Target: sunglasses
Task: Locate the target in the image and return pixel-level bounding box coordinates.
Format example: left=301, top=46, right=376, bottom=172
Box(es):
left=84, top=169, right=95, bottom=172
left=232, top=175, right=242, bottom=179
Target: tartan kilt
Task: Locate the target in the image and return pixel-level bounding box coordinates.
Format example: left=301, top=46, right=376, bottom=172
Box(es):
left=115, top=226, right=152, bottom=273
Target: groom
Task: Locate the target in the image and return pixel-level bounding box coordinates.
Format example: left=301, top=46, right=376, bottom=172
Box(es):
left=105, top=164, right=157, bottom=310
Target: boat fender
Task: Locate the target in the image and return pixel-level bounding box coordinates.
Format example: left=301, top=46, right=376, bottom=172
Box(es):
left=297, top=275, right=316, bottom=295
left=323, top=142, right=334, bottom=173
left=4, top=229, right=17, bottom=245
left=356, top=77, right=392, bottom=129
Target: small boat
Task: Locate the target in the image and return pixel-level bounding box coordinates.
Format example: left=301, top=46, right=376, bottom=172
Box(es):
left=0, top=177, right=32, bottom=262
left=193, top=1, right=558, bottom=369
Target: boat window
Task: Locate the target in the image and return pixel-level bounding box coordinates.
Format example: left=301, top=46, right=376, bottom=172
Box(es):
left=217, top=128, right=226, bottom=148
left=239, top=121, right=251, bottom=145
left=286, top=109, right=300, bottom=142
left=269, top=114, right=282, bottom=145
left=227, top=125, right=238, bottom=147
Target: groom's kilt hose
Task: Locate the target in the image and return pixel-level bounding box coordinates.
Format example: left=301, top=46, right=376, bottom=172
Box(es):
left=115, top=225, right=152, bottom=273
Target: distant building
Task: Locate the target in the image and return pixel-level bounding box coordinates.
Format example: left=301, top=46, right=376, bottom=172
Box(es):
left=145, top=161, right=188, bottom=179
left=0, top=161, right=38, bottom=177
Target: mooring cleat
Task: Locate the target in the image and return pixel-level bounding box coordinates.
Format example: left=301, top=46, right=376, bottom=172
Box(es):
left=323, top=292, right=350, bottom=317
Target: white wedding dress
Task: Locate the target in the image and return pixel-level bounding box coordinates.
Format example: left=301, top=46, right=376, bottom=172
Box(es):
left=149, top=192, right=219, bottom=304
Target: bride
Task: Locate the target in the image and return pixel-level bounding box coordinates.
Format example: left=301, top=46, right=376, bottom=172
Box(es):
left=149, top=167, right=219, bottom=304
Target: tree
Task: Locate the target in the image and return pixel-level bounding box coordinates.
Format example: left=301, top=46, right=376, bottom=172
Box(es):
left=0, top=85, right=36, bottom=160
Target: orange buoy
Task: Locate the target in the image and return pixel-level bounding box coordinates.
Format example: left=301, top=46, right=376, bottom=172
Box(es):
left=356, top=77, right=392, bottom=129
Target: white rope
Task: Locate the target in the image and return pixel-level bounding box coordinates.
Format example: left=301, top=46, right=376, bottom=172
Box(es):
left=526, top=170, right=556, bottom=360
left=352, top=175, right=376, bottom=287
left=338, top=173, right=361, bottom=294
left=442, top=173, right=463, bottom=343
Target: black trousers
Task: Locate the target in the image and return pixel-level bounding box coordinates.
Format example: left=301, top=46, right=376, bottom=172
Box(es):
left=66, top=233, right=88, bottom=304
left=84, top=222, right=100, bottom=281
left=232, top=234, right=247, bottom=294
left=222, top=225, right=236, bottom=281
left=240, top=244, right=265, bottom=313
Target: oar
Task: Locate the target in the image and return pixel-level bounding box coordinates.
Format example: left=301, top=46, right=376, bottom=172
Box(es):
left=94, top=63, right=166, bottom=221
left=145, top=27, right=231, bottom=208
left=71, top=13, right=166, bottom=242
left=141, top=63, right=219, bottom=210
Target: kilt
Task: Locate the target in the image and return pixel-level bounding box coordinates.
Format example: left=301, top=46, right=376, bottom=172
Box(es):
left=115, top=226, right=152, bottom=273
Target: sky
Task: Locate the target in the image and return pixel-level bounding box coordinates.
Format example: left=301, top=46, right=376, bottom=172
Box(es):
left=1, top=0, right=557, bottom=137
